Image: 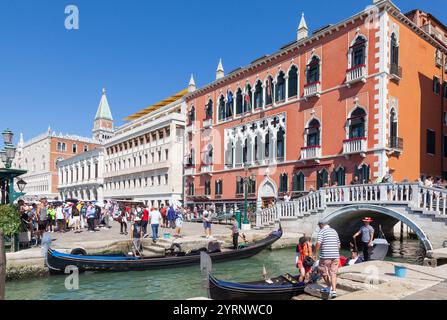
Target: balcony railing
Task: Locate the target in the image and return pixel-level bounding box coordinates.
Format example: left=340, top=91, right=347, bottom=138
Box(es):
left=300, top=145, right=322, bottom=161
left=185, top=167, right=196, bottom=175
left=346, top=64, right=367, bottom=86
left=203, top=118, right=213, bottom=128
left=200, top=164, right=213, bottom=174
left=389, top=136, right=403, bottom=151
left=390, top=63, right=402, bottom=81
left=343, top=137, right=367, bottom=156
left=303, top=82, right=321, bottom=99
left=186, top=124, right=196, bottom=134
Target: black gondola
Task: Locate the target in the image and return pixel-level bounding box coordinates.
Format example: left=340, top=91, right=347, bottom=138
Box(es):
left=45, top=228, right=282, bottom=273
left=207, top=274, right=306, bottom=300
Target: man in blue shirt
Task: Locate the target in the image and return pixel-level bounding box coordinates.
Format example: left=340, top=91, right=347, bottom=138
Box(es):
left=353, top=217, right=374, bottom=261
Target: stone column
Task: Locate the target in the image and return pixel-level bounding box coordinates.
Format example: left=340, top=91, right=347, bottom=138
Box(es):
left=285, top=75, right=289, bottom=102
left=262, top=84, right=267, bottom=110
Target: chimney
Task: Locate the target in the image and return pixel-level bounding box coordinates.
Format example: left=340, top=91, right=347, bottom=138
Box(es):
left=216, top=59, right=225, bottom=80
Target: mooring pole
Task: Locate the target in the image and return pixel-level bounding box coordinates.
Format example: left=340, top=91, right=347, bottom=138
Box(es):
left=400, top=221, right=404, bottom=242
left=0, top=228, right=6, bottom=300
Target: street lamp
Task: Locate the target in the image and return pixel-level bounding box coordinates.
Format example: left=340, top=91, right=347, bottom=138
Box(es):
left=2, top=129, right=14, bottom=145
left=16, top=179, right=27, bottom=192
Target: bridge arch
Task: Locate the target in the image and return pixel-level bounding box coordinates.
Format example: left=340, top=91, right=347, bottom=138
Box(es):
left=323, top=204, right=433, bottom=251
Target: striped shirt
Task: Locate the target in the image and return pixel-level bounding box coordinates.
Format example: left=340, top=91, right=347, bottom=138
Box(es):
left=317, top=226, right=341, bottom=259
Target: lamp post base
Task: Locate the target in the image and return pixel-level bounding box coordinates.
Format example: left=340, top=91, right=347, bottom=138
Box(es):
left=241, top=223, right=251, bottom=231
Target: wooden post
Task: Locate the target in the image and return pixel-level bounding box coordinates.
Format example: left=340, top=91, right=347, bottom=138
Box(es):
left=0, top=229, right=6, bottom=300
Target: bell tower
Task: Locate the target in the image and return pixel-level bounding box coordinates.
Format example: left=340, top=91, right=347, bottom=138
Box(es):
left=93, top=88, right=114, bottom=143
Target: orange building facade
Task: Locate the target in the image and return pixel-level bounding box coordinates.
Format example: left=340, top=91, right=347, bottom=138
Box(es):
left=184, top=0, right=447, bottom=213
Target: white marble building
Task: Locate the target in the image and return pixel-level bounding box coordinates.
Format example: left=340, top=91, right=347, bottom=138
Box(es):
left=57, top=148, right=105, bottom=201
left=103, top=90, right=187, bottom=208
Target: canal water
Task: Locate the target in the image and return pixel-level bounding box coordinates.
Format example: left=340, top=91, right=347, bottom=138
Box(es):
left=6, top=239, right=425, bottom=300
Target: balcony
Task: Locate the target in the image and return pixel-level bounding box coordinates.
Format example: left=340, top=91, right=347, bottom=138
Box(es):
left=303, top=82, right=321, bottom=99
left=200, top=164, right=214, bottom=175
left=203, top=118, right=213, bottom=129
left=300, top=145, right=322, bottom=162
left=185, top=166, right=196, bottom=176
left=390, top=64, right=402, bottom=82
left=343, top=137, right=367, bottom=157
left=185, top=124, right=196, bottom=134
left=346, top=64, right=367, bottom=87
left=388, top=136, right=403, bottom=154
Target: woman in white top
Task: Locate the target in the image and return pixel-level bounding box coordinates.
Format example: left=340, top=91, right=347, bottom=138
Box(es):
left=56, top=205, right=65, bottom=233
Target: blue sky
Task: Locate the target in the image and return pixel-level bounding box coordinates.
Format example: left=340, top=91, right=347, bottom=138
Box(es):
left=0, top=0, right=446, bottom=144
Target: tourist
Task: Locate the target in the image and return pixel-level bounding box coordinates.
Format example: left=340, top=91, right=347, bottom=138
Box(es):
left=160, top=204, right=167, bottom=228
left=284, top=192, right=291, bottom=202
left=86, top=202, right=96, bottom=232
left=346, top=250, right=364, bottom=266
left=149, top=206, right=162, bottom=243
left=315, top=219, right=341, bottom=299
left=36, top=198, right=49, bottom=244
left=142, top=205, right=149, bottom=237
left=56, top=204, right=65, bottom=233
left=80, top=202, right=87, bottom=229
left=63, top=203, right=72, bottom=231
left=350, top=176, right=360, bottom=185
left=167, top=205, right=176, bottom=229
left=72, top=202, right=82, bottom=233
left=118, top=206, right=128, bottom=235
left=174, top=206, right=184, bottom=238
left=296, top=236, right=314, bottom=283
left=131, top=216, right=143, bottom=256
left=47, top=204, right=56, bottom=233
left=230, top=216, right=239, bottom=250
left=352, top=217, right=374, bottom=261
left=202, top=206, right=212, bottom=239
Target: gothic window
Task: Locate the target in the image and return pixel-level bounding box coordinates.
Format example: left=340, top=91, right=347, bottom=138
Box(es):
left=306, top=56, right=320, bottom=84
left=390, top=108, right=398, bottom=148
left=226, top=91, right=234, bottom=118
left=331, top=167, right=346, bottom=186
left=279, top=173, right=288, bottom=193
left=189, top=106, right=195, bottom=123
left=205, top=180, right=211, bottom=196
left=265, top=76, right=274, bottom=106
left=205, top=145, right=213, bottom=165
left=205, top=99, right=213, bottom=119
left=390, top=33, right=399, bottom=67
left=350, top=36, right=367, bottom=68
left=275, top=72, right=286, bottom=102
left=248, top=176, right=256, bottom=194
left=317, top=168, right=329, bottom=189
left=215, top=180, right=223, bottom=195
left=188, top=182, right=195, bottom=195
left=236, top=176, right=244, bottom=195
left=288, top=66, right=298, bottom=98
left=243, top=84, right=252, bottom=112
left=277, top=128, right=285, bottom=161
left=265, top=132, right=270, bottom=158
left=236, top=88, right=243, bottom=115
left=254, top=136, right=259, bottom=162
left=348, top=107, right=367, bottom=139
left=254, top=81, right=263, bottom=109
left=355, top=164, right=370, bottom=184
left=242, top=139, right=248, bottom=164
left=306, top=119, right=321, bottom=146
left=292, top=172, right=305, bottom=192
left=218, top=96, right=225, bottom=121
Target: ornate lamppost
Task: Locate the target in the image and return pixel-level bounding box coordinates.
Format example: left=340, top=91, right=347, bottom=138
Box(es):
left=242, top=163, right=252, bottom=231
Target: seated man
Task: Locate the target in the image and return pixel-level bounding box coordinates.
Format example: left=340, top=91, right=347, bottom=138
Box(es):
left=346, top=250, right=364, bottom=266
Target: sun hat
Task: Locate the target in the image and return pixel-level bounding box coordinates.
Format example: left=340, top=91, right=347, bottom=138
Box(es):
left=362, top=217, right=373, bottom=222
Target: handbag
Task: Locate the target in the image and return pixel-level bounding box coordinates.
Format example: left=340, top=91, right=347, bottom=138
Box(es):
left=303, top=256, right=315, bottom=268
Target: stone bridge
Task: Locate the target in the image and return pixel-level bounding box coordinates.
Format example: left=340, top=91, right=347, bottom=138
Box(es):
left=256, top=183, right=447, bottom=250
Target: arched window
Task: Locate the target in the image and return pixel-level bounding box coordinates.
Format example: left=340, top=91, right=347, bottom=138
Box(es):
left=306, top=119, right=321, bottom=146
left=215, top=180, right=223, bottom=195
left=348, top=107, right=367, bottom=139
left=226, top=91, right=233, bottom=119
left=275, top=72, right=286, bottom=102
left=277, top=128, right=285, bottom=161
left=254, top=136, right=259, bottom=162
left=331, top=167, right=346, bottom=186
left=188, top=106, right=195, bottom=123
left=254, top=81, right=263, bottom=109
left=266, top=76, right=274, bottom=106
left=391, top=33, right=399, bottom=67
left=204, top=145, right=213, bottom=164
left=279, top=173, right=288, bottom=193
left=218, top=96, right=225, bottom=121
left=243, top=84, right=252, bottom=113
left=355, top=164, right=370, bottom=184
left=351, top=36, right=367, bottom=68
left=188, top=181, right=195, bottom=195
left=306, top=56, right=320, bottom=84
left=205, top=180, right=211, bottom=196
left=317, top=168, right=329, bottom=189
left=265, top=132, right=270, bottom=158
left=236, top=88, right=243, bottom=115
left=390, top=108, right=399, bottom=149
left=242, top=139, right=248, bottom=164
left=288, top=66, right=298, bottom=98
left=292, top=172, right=305, bottom=192
left=205, top=99, right=213, bottom=119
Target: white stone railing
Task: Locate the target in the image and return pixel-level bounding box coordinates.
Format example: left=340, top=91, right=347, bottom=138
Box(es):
left=184, top=167, right=195, bottom=176
left=185, top=124, right=196, bottom=134
left=256, top=183, right=447, bottom=228
left=303, top=82, right=321, bottom=98
left=346, top=64, right=367, bottom=85
left=301, top=146, right=322, bottom=161
left=343, top=137, right=367, bottom=155
left=200, top=165, right=213, bottom=174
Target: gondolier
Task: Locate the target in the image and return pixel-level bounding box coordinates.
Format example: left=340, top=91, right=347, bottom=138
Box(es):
left=353, top=217, right=374, bottom=261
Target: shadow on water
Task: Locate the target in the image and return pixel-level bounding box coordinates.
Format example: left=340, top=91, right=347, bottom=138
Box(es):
left=6, top=239, right=424, bottom=300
